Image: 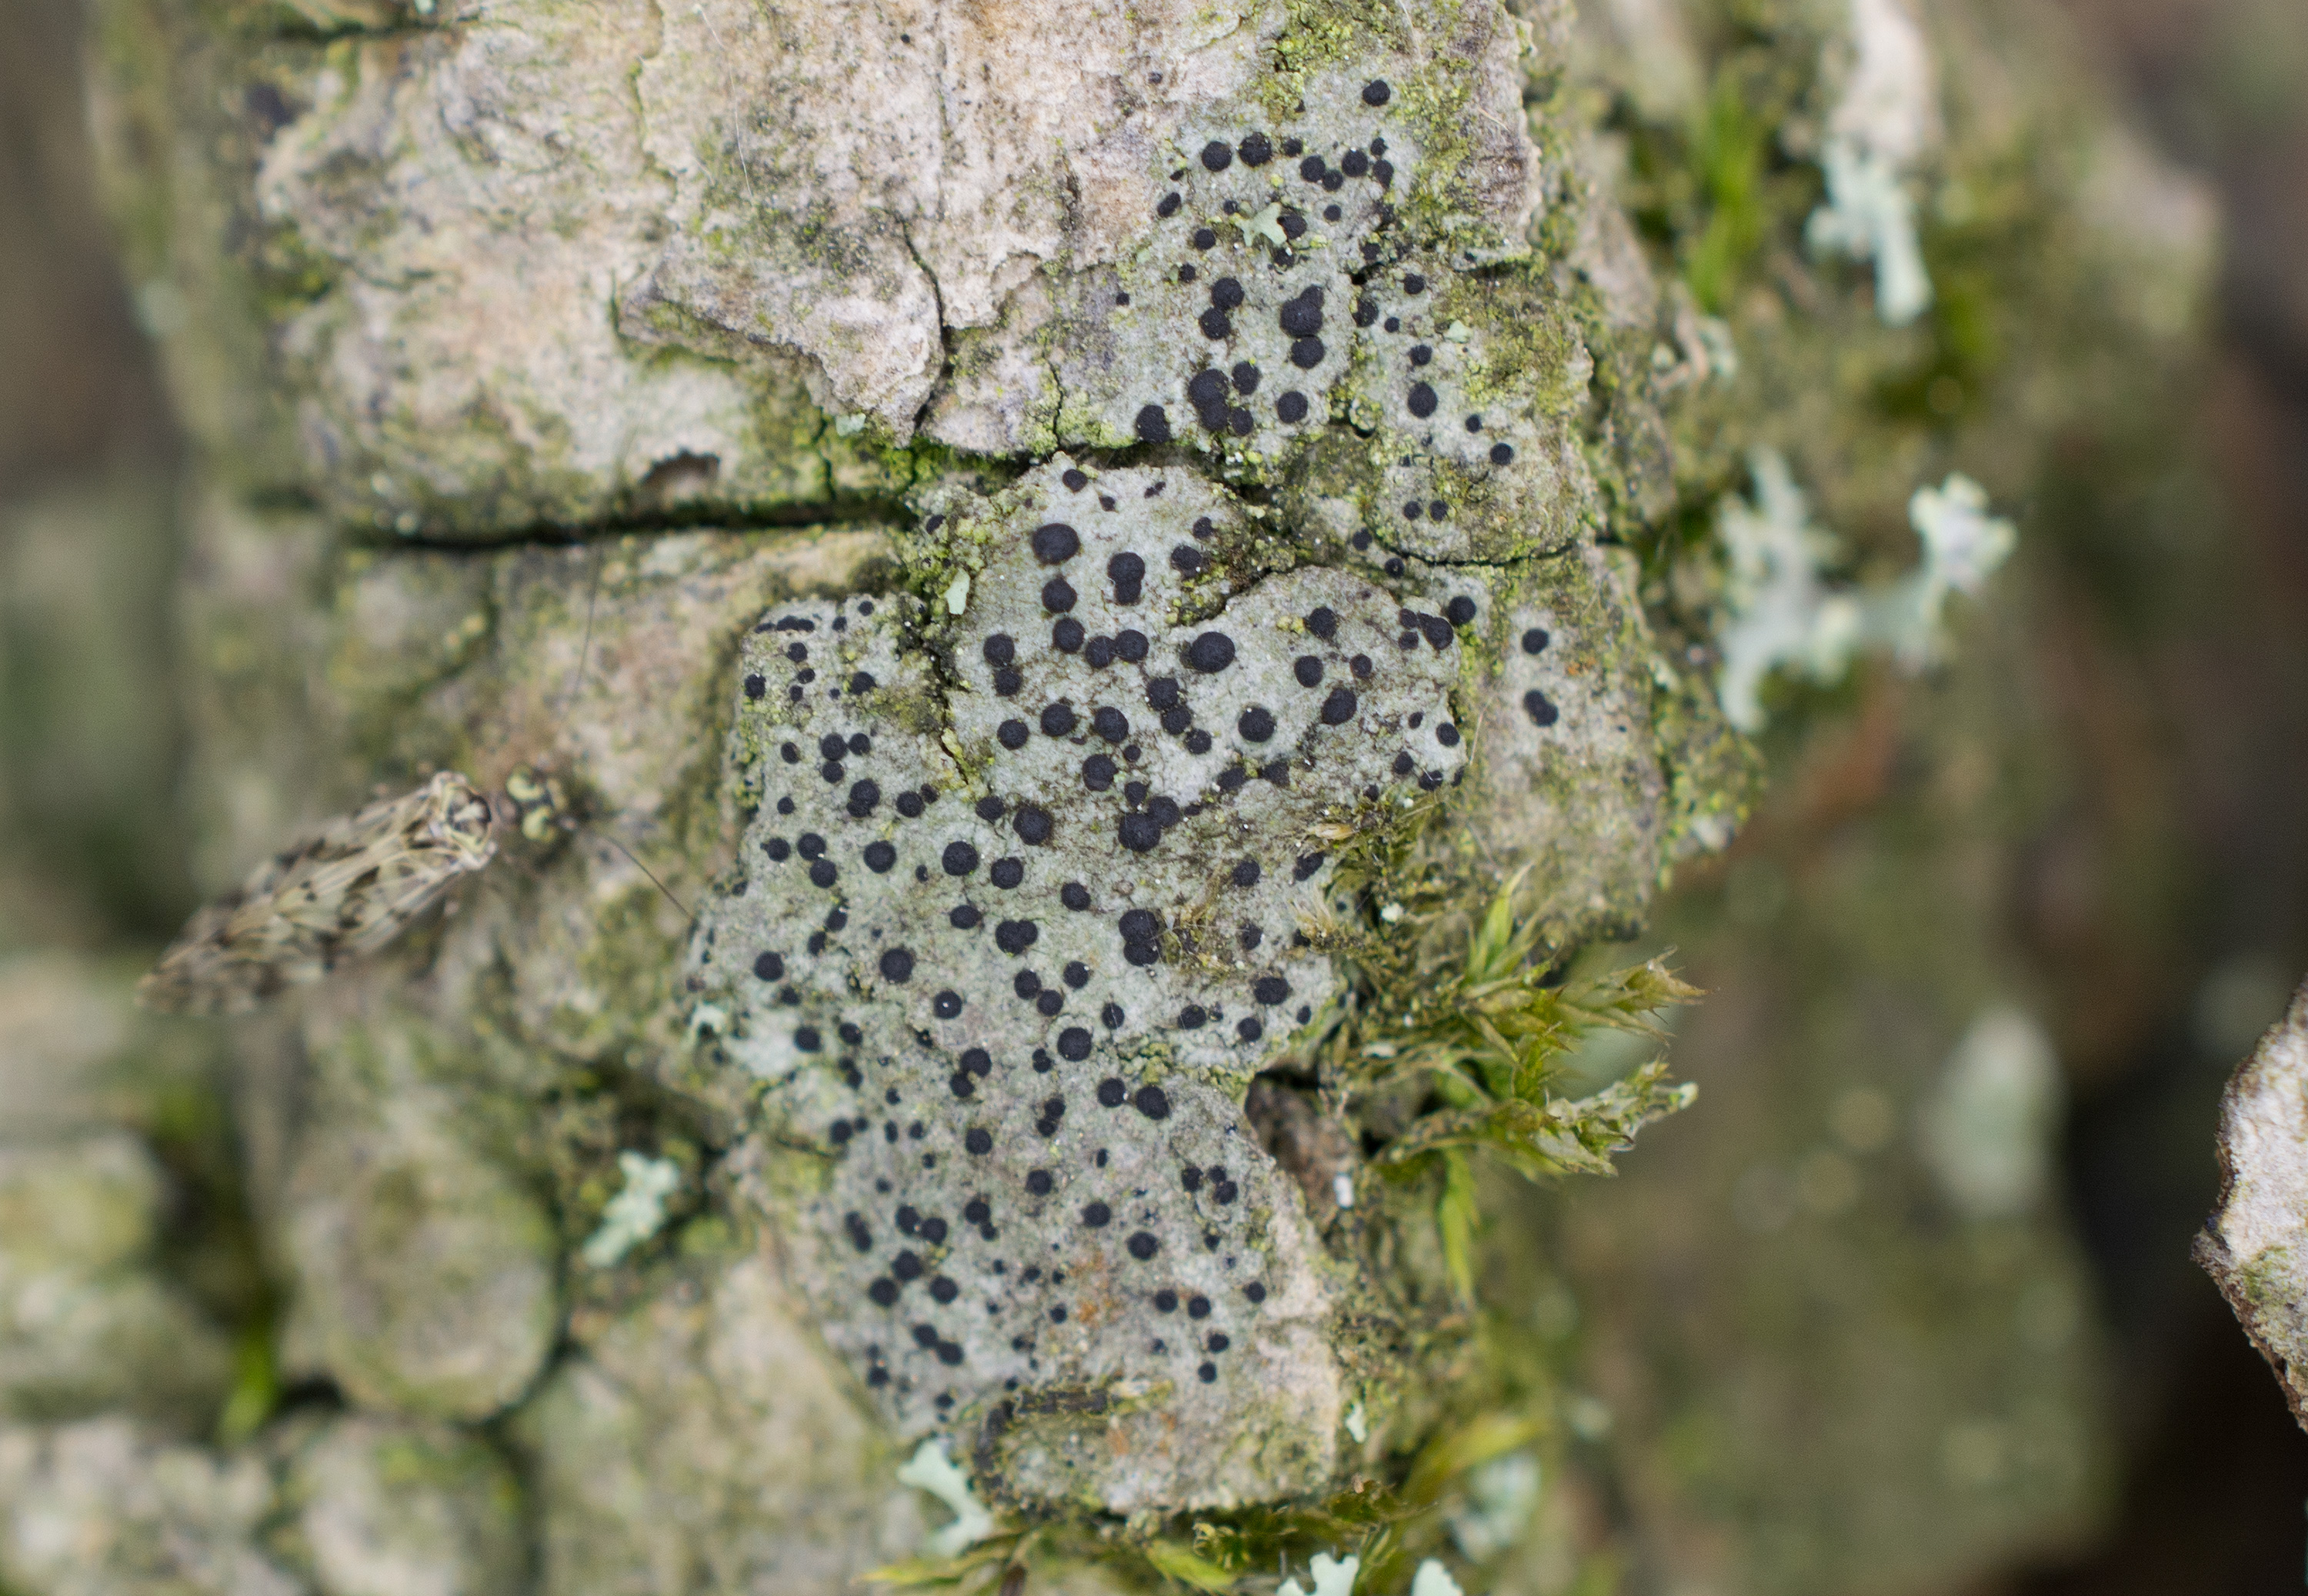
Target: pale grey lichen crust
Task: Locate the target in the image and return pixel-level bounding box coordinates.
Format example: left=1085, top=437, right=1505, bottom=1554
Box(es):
left=688, top=459, right=1486, bottom=1508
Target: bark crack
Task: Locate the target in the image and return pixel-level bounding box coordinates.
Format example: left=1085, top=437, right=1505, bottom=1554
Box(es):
left=899, top=219, right=952, bottom=440
left=356, top=499, right=914, bottom=555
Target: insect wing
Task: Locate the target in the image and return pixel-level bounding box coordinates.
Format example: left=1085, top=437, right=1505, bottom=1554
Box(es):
left=137, top=771, right=499, bottom=1015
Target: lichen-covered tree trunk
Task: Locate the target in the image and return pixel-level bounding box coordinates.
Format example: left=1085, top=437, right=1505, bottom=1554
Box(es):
left=58, top=1, right=1733, bottom=1589
left=3, top=0, right=2213, bottom=1590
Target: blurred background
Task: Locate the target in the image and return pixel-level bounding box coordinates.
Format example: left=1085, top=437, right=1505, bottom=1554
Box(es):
left=2, top=0, right=2305, bottom=1590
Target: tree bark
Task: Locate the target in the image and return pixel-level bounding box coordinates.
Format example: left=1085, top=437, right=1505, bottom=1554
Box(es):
left=0, top=0, right=2211, bottom=1590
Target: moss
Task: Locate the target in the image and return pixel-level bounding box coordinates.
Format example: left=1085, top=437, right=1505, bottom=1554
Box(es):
left=1682, top=68, right=1777, bottom=314
left=881, top=1377, right=1569, bottom=1596
left=1613, top=36, right=1825, bottom=317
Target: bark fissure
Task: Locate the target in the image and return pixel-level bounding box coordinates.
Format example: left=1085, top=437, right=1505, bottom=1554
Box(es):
left=354, top=501, right=917, bottom=554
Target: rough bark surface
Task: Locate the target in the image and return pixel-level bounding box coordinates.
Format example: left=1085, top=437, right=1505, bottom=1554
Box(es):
left=2, top=0, right=2217, bottom=1588
left=53, top=0, right=1734, bottom=1588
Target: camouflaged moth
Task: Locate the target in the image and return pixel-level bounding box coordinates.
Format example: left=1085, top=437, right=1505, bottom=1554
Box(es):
left=139, top=535, right=622, bottom=1016
left=135, top=765, right=570, bottom=1015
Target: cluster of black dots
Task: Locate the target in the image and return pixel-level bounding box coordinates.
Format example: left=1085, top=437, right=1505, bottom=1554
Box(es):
left=740, top=601, right=882, bottom=708
left=689, top=466, right=1478, bottom=1432
left=697, top=602, right=1309, bottom=1425
left=1114, top=82, right=1521, bottom=488
left=830, top=1086, right=1281, bottom=1408
left=947, top=473, right=1475, bottom=889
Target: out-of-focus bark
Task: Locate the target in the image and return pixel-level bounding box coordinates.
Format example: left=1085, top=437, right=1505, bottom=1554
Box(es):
left=2198, top=981, right=2308, bottom=1425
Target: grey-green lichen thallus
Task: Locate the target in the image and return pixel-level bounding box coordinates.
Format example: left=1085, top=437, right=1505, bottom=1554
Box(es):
left=690, top=459, right=1473, bottom=1510
left=680, top=432, right=1699, bottom=1514
left=135, top=765, right=569, bottom=1015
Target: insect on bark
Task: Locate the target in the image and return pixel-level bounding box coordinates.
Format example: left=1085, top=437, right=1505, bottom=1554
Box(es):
left=135, top=766, right=574, bottom=1015
left=135, top=544, right=639, bottom=1016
